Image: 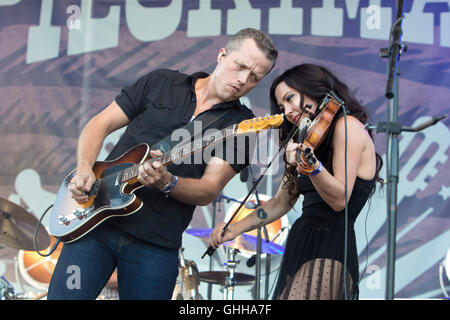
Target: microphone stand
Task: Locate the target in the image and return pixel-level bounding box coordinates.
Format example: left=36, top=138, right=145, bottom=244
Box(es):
left=368, top=0, right=445, bottom=300
left=250, top=171, right=271, bottom=300
left=382, top=0, right=405, bottom=301
left=207, top=193, right=246, bottom=300
left=263, top=226, right=271, bottom=300
left=373, top=0, right=406, bottom=300
left=207, top=195, right=220, bottom=300
left=253, top=185, right=262, bottom=300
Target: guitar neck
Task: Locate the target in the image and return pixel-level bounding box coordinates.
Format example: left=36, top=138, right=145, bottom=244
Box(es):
left=119, top=125, right=237, bottom=183
left=116, top=114, right=284, bottom=184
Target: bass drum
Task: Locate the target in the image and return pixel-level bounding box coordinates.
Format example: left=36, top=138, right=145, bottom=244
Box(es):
left=18, top=236, right=118, bottom=298
left=172, top=249, right=200, bottom=300
left=17, top=236, right=63, bottom=291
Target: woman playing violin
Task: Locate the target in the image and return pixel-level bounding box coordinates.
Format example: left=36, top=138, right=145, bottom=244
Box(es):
left=209, top=64, right=383, bottom=300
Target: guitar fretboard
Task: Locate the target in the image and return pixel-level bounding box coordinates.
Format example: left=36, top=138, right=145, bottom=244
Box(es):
left=118, top=125, right=237, bottom=183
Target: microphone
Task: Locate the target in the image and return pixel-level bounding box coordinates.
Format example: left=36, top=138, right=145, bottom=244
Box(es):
left=247, top=254, right=257, bottom=267
left=411, top=115, right=446, bottom=132
left=246, top=227, right=287, bottom=268
left=240, top=167, right=249, bottom=182
left=364, top=115, right=446, bottom=133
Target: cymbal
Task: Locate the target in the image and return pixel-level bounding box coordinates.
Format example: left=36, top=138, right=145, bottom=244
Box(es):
left=199, top=271, right=255, bottom=286
left=0, top=197, right=50, bottom=251
left=185, top=228, right=284, bottom=255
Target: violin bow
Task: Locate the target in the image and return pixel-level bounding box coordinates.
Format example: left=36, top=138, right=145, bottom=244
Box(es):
left=202, top=107, right=310, bottom=259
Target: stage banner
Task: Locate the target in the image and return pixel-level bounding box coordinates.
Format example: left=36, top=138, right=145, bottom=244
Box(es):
left=0, top=0, right=449, bottom=299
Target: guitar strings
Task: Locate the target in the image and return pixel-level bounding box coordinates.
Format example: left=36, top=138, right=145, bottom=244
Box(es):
left=88, top=116, right=281, bottom=192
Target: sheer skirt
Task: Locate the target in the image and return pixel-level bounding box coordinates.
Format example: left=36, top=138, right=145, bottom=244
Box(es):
left=272, top=214, right=359, bottom=300
left=275, top=171, right=376, bottom=300
left=280, top=258, right=353, bottom=300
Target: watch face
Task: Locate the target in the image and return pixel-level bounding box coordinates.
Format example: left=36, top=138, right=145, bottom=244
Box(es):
left=162, top=182, right=172, bottom=192
left=161, top=174, right=176, bottom=193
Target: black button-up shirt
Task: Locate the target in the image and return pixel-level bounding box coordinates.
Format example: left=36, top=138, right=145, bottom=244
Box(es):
left=105, top=69, right=255, bottom=249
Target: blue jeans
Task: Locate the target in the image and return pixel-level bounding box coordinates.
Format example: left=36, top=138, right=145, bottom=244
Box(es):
left=47, top=223, right=179, bottom=300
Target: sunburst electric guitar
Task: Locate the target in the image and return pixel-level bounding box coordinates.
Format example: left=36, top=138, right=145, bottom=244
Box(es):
left=49, top=115, right=283, bottom=243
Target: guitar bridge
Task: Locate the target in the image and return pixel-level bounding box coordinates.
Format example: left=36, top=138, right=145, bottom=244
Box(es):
left=72, top=208, right=87, bottom=220
left=57, top=208, right=87, bottom=225
left=58, top=215, right=70, bottom=225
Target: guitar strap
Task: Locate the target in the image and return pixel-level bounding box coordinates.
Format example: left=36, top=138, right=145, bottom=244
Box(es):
left=150, top=107, right=235, bottom=153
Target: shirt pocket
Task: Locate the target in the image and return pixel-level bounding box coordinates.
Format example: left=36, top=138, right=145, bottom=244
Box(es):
left=126, top=96, right=178, bottom=146
left=144, top=96, right=176, bottom=128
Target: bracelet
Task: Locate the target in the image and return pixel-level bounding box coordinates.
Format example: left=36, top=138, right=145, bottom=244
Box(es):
left=160, top=174, right=178, bottom=197
left=310, top=161, right=323, bottom=176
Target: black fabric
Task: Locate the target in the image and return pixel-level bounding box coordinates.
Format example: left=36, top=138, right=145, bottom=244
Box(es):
left=273, top=115, right=374, bottom=299
left=105, top=69, right=255, bottom=249
left=273, top=175, right=375, bottom=300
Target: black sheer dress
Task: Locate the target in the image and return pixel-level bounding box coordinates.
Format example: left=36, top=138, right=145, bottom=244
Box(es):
left=272, top=175, right=375, bottom=300
left=272, top=118, right=375, bottom=300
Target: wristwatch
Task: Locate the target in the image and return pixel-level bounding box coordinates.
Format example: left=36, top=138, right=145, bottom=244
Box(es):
left=160, top=173, right=178, bottom=197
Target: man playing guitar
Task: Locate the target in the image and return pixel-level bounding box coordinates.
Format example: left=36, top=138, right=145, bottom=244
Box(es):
left=47, top=28, right=278, bottom=300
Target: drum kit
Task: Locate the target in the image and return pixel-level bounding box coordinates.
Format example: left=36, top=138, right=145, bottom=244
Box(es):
left=184, top=225, right=286, bottom=300
left=0, top=196, right=120, bottom=300
left=0, top=197, right=52, bottom=300
left=0, top=189, right=287, bottom=301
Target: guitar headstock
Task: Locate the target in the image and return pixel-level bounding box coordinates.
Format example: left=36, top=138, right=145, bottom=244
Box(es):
left=236, top=114, right=284, bottom=134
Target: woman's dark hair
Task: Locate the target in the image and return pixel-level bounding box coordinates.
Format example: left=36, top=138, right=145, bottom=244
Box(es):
left=269, top=64, right=383, bottom=204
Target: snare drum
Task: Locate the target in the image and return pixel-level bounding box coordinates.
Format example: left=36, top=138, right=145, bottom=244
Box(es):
left=17, top=236, right=63, bottom=290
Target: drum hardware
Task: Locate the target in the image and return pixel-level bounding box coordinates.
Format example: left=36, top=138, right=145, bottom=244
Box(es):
left=244, top=168, right=283, bottom=300
left=186, top=225, right=284, bottom=299
left=14, top=256, right=25, bottom=294
left=198, top=247, right=255, bottom=300
left=0, top=276, right=16, bottom=300
left=206, top=192, right=249, bottom=299
left=223, top=247, right=239, bottom=300
left=172, top=248, right=200, bottom=300
left=0, top=274, right=48, bottom=300
left=251, top=181, right=264, bottom=300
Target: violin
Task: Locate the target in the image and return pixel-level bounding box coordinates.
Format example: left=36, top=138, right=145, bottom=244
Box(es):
left=296, top=91, right=344, bottom=175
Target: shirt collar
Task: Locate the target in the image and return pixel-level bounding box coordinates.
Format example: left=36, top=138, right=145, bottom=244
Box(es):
left=187, top=72, right=243, bottom=110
